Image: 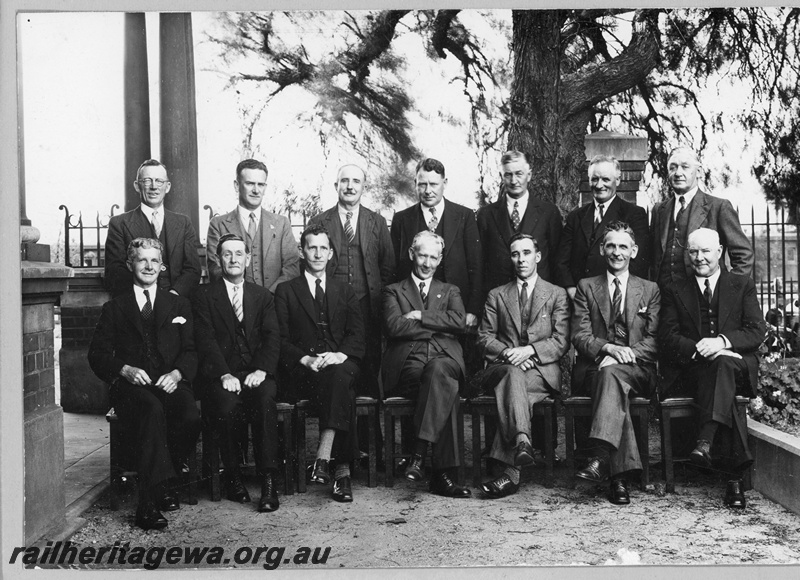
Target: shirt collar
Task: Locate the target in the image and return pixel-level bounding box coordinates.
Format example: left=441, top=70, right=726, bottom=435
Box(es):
left=676, top=186, right=699, bottom=207
left=304, top=270, right=326, bottom=292
left=132, top=283, right=157, bottom=307
left=139, top=204, right=160, bottom=220
left=338, top=204, right=360, bottom=222
left=238, top=205, right=261, bottom=227
left=596, top=195, right=616, bottom=210
left=223, top=277, right=243, bottom=295
left=516, top=273, right=538, bottom=292
left=411, top=272, right=431, bottom=292
left=695, top=268, right=721, bottom=295
left=606, top=269, right=630, bottom=288
left=506, top=191, right=529, bottom=212
left=421, top=200, right=444, bottom=217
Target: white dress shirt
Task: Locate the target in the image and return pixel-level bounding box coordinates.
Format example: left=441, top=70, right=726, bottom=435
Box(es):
left=411, top=273, right=431, bottom=299
left=133, top=283, right=158, bottom=311
left=606, top=269, right=631, bottom=309
left=304, top=270, right=327, bottom=297
left=421, top=201, right=444, bottom=228
left=223, top=278, right=244, bottom=307
left=238, top=205, right=261, bottom=235
left=673, top=186, right=699, bottom=220
left=338, top=204, right=360, bottom=236
left=506, top=191, right=529, bottom=220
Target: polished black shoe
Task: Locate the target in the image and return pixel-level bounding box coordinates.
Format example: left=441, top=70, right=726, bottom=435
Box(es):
left=405, top=453, right=425, bottom=482
left=514, top=440, right=536, bottom=467
left=690, top=440, right=712, bottom=468
left=158, top=492, right=180, bottom=512
left=311, top=459, right=331, bottom=485
left=258, top=474, right=279, bottom=512
left=575, top=456, right=610, bottom=483
left=724, top=479, right=747, bottom=509
left=429, top=471, right=471, bottom=498
left=225, top=473, right=251, bottom=503
left=135, top=505, right=168, bottom=530
left=332, top=476, right=353, bottom=503
left=609, top=478, right=630, bottom=505
left=480, top=474, right=519, bottom=498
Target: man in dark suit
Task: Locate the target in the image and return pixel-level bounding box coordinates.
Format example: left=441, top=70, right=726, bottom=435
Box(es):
left=193, top=234, right=281, bottom=512
left=478, top=150, right=562, bottom=293
left=571, top=221, right=661, bottom=505
left=390, top=158, right=482, bottom=329
left=659, top=227, right=765, bottom=508
left=105, top=159, right=201, bottom=298
left=89, top=238, right=200, bottom=530
left=275, top=224, right=364, bottom=503
left=382, top=230, right=470, bottom=498
left=476, top=233, right=570, bottom=498
left=556, top=155, right=650, bottom=299
left=207, top=159, right=300, bottom=292
left=651, top=147, right=753, bottom=288
left=308, top=164, right=395, bottom=400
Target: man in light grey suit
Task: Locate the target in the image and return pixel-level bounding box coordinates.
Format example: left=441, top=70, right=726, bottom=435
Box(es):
left=571, top=221, right=660, bottom=505
left=476, top=233, right=570, bottom=498
left=207, top=159, right=300, bottom=292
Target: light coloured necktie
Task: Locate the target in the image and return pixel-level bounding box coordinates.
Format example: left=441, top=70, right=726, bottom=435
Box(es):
left=345, top=211, right=355, bottom=244
left=419, top=281, right=427, bottom=305
left=151, top=209, right=162, bottom=237
left=232, top=285, right=243, bottom=322
left=247, top=212, right=257, bottom=246
left=428, top=207, right=438, bottom=232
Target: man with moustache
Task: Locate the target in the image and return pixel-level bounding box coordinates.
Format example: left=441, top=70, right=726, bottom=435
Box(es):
left=275, top=224, right=364, bottom=503
left=105, top=159, right=201, bottom=298
left=308, top=164, right=395, bottom=401
left=382, top=230, right=471, bottom=498
left=207, top=159, right=300, bottom=292
left=476, top=233, right=570, bottom=498
left=650, top=147, right=753, bottom=288
left=89, top=238, right=200, bottom=530
left=391, top=158, right=482, bottom=330
left=478, top=150, right=562, bottom=292
left=193, top=234, right=281, bottom=512
left=659, top=228, right=765, bottom=508
left=556, top=155, right=650, bottom=300
left=571, top=222, right=660, bottom=505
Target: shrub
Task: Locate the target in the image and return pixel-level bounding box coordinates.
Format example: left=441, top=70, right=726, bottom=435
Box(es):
left=751, top=352, right=800, bottom=431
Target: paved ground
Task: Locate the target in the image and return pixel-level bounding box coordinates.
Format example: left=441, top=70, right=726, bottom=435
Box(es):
left=57, top=416, right=800, bottom=571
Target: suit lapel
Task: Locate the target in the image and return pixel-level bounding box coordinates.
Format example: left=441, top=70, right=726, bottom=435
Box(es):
left=624, top=276, right=643, bottom=330
left=717, top=270, right=733, bottom=330
left=161, top=210, right=177, bottom=260
left=326, top=208, right=344, bottom=254
left=259, top=209, right=276, bottom=256
left=242, top=283, right=258, bottom=340
left=687, top=190, right=710, bottom=237
left=592, top=277, right=613, bottom=331
left=326, top=277, right=342, bottom=319
left=490, top=199, right=513, bottom=248
left=580, top=202, right=595, bottom=245
left=402, top=277, right=425, bottom=311
left=295, top=277, right=318, bottom=324
left=132, top=207, right=157, bottom=238
left=676, top=279, right=702, bottom=334
left=659, top=199, right=674, bottom=253
left=120, top=290, right=144, bottom=337
left=153, top=289, right=172, bottom=331
left=499, top=281, right=523, bottom=338
left=212, top=281, right=236, bottom=338
left=223, top=210, right=244, bottom=237
left=357, top=207, right=372, bottom=253
left=440, top=200, right=457, bottom=261
left=406, top=206, right=421, bottom=251
left=528, top=279, right=548, bottom=322
left=519, top=197, right=541, bottom=236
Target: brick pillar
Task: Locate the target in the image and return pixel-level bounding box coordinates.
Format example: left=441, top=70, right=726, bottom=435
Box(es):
left=59, top=269, right=110, bottom=413
left=580, top=131, right=648, bottom=206
left=22, top=262, right=72, bottom=544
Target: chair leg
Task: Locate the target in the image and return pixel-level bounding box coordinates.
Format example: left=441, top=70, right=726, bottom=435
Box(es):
left=471, top=408, right=482, bottom=488
left=384, top=409, right=395, bottom=488
left=661, top=408, right=675, bottom=493
left=367, top=407, right=378, bottom=488
left=282, top=412, right=294, bottom=496
left=543, top=405, right=554, bottom=488
left=296, top=408, right=307, bottom=494
left=633, top=407, right=650, bottom=487
left=564, top=407, right=576, bottom=478
left=457, top=403, right=465, bottom=485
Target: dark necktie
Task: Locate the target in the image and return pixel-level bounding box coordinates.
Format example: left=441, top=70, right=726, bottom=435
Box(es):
left=704, top=278, right=712, bottom=305
left=519, top=280, right=529, bottom=311
left=511, top=201, right=521, bottom=231
left=428, top=207, right=438, bottom=232
left=675, top=195, right=686, bottom=222
left=315, top=278, right=324, bottom=308
left=344, top=211, right=355, bottom=244
left=419, top=281, right=427, bottom=306
left=142, top=289, right=153, bottom=322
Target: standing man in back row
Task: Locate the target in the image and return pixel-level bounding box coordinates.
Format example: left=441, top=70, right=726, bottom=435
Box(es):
left=206, top=159, right=300, bottom=292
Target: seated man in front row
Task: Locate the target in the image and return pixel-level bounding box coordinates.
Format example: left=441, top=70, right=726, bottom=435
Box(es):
left=571, top=221, right=660, bottom=505
left=192, top=234, right=281, bottom=512
left=659, top=228, right=765, bottom=509
left=476, top=233, right=570, bottom=498
left=382, top=230, right=470, bottom=498
left=275, top=224, right=364, bottom=503
left=88, top=238, right=200, bottom=530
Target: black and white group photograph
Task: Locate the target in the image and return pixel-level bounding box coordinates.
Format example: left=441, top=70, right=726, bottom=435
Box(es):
left=2, top=2, right=800, bottom=576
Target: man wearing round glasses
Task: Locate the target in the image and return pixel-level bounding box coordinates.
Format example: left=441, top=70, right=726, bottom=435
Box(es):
left=105, top=159, right=201, bottom=298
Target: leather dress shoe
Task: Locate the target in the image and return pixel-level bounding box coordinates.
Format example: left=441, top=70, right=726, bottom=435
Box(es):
left=429, top=471, right=471, bottom=498
left=158, top=492, right=180, bottom=512
left=332, top=476, right=353, bottom=503
left=405, top=454, right=425, bottom=482
left=575, top=456, right=610, bottom=483
left=513, top=440, right=536, bottom=467
left=725, top=479, right=747, bottom=509
left=225, top=473, right=251, bottom=503
left=258, top=474, right=279, bottom=512
left=311, top=459, right=331, bottom=485
left=135, top=505, right=168, bottom=530
left=609, top=478, right=630, bottom=505
left=480, top=473, right=519, bottom=499
left=690, top=440, right=712, bottom=468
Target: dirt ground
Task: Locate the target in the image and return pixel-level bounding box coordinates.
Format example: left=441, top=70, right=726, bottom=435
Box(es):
left=62, top=419, right=800, bottom=571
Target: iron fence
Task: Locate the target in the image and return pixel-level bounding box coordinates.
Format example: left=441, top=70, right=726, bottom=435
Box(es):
left=59, top=204, right=119, bottom=268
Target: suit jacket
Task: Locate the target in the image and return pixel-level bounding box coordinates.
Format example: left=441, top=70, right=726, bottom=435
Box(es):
left=308, top=205, right=395, bottom=317
left=206, top=207, right=301, bottom=292
left=104, top=207, right=201, bottom=298
left=477, top=278, right=570, bottom=393
left=381, top=277, right=466, bottom=392
left=390, top=199, right=483, bottom=315
left=556, top=195, right=651, bottom=288
left=192, top=278, right=280, bottom=384
left=274, top=275, right=365, bottom=373
left=650, top=189, right=753, bottom=282
left=477, top=194, right=562, bottom=296
left=658, top=270, right=765, bottom=396
left=88, top=288, right=197, bottom=385
left=571, top=273, right=661, bottom=392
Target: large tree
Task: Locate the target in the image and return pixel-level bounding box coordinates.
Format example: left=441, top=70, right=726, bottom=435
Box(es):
left=209, top=8, right=800, bottom=213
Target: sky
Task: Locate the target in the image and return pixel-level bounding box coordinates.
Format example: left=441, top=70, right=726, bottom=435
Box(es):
left=19, top=10, right=778, bottom=254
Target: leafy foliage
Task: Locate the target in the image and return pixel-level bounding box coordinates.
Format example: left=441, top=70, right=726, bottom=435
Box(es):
left=751, top=350, right=800, bottom=432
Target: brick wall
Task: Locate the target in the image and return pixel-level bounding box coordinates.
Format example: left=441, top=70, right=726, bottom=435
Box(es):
left=60, top=305, right=103, bottom=348
left=23, top=303, right=57, bottom=414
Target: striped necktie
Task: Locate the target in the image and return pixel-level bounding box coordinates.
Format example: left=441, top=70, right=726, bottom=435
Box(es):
left=344, top=211, right=355, bottom=244
left=232, top=285, right=243, bottom=322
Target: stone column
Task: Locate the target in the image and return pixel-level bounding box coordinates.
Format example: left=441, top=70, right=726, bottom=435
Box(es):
left=22, top=262, right=72, bottom=544
left=159, top=13, right=200, bottom=235
left=581, top=131, right=648, bottom=206
left=124, top=13, right=151, bottom=211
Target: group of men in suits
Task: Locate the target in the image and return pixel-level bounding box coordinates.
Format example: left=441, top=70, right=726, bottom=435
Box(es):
left=91, top=144, right=763, bottom=529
